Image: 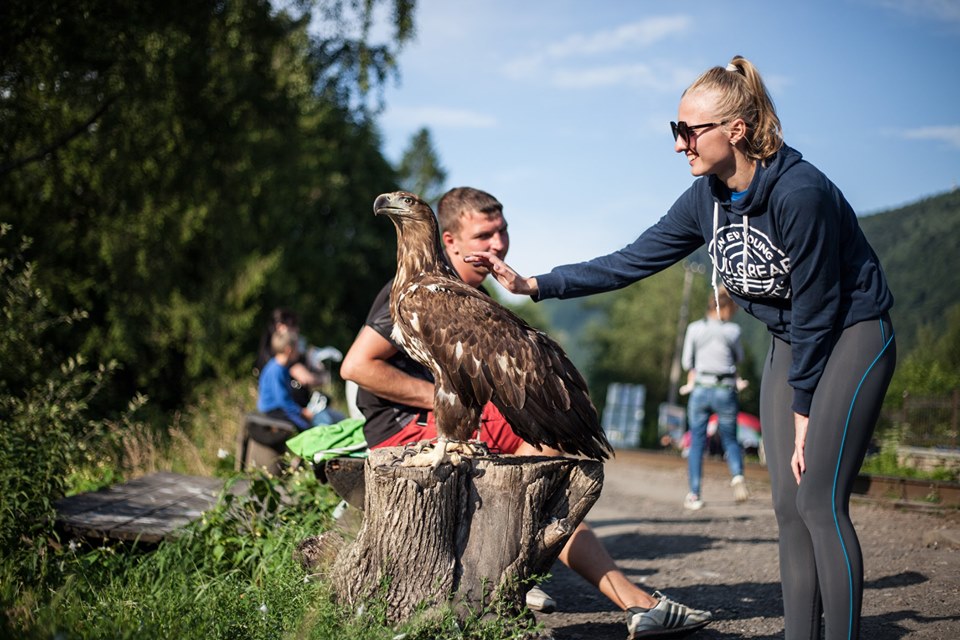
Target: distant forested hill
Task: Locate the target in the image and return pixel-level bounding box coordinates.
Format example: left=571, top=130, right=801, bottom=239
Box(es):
left=859, top=188, right=960, bottom=353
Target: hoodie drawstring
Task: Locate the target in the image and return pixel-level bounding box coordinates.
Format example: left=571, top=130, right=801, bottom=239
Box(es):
left=711, top=201, right=720, bottom=315
left=710, top=199, right=750, bottom=313
left=742, top=215, right=750, bottom=292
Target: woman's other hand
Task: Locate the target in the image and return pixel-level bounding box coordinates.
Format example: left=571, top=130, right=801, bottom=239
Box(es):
left=791, top=412, right=809, bottom=484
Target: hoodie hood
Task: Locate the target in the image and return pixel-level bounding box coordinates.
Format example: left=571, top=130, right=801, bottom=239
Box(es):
left=704, top=145, right=806, bottom=307
left=709, top=145, right=806, bottom=217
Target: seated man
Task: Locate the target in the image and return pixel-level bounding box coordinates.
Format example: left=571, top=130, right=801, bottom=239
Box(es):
left=341, top=186, right=713, bottom=640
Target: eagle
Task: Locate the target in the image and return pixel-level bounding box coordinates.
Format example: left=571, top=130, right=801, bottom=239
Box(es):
left=373, top=191, right=612, bottom=466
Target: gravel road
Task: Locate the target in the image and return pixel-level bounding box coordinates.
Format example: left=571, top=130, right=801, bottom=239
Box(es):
left=534, top=450, right=960, bottom=639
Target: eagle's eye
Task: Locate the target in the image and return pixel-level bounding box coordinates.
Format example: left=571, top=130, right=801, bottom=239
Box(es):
left=402, top=196, right=414, bottom=206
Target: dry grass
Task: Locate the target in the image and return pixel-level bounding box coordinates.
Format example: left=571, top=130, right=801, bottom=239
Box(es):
left=89, top=377, right=348, bottom=483
left=102, top=379, right=258, bottom=480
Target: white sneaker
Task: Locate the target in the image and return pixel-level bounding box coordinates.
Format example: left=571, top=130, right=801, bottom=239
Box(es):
left=731, top=475, right=749, bottom=502
left=626, top=590, right=713, bottom=638
left=525, top=585, right=556, bottom=613
left=683, top=493, right=704, bottom=511
left=306, top=391, right=328, bottom=414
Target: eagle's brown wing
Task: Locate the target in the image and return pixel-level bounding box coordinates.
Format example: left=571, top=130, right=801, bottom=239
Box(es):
left=395, top=273, right=611, bottom=460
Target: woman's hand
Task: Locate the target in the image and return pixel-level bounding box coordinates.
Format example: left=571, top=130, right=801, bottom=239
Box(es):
left=464, top=251, right=539, bottom=296
left=791, top=412, right=809, bottom=484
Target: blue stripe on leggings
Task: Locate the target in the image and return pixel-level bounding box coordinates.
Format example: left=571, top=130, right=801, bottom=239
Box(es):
left=832, top=318, right=894, bottom=640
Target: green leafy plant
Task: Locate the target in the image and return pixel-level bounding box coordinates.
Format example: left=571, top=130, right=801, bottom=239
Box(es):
left=0, top=226, right=120, bottom=584
left=861, top=426, right=959, bottom=483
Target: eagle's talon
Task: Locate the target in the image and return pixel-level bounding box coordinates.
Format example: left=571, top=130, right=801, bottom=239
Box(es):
left=468, top=439, right=491, bottom=457
left=394, top=438, right=491, bottom=468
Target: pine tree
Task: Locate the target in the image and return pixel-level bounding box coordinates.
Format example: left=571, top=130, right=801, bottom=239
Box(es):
left=397, top=127, right=447, bottom=206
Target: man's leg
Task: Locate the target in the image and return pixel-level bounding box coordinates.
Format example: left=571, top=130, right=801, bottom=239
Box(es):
left=714, top=386, right=749, bottom=502
left=514, top=440, right=658, bottom=610
left=389, top=410, right=713, bottom=633
left=552, top=502, right=713, bottom=638
left=557, top=521, right=659, bottom=609
left=714, top=387, right=743, bottom=475
left=379, top=408, right=675, bottom=609
left=685, top=387, right=710, bottom=504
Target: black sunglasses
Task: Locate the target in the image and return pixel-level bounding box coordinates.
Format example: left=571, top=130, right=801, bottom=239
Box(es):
left=670, top=120, right=726, bottom=145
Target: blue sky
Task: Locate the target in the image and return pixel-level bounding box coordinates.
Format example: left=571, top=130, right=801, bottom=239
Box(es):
left=375, top=0, right=960, bottom=278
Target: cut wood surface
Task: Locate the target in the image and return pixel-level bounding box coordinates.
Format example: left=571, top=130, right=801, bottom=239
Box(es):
left=328, top=448, right=603, bottom=625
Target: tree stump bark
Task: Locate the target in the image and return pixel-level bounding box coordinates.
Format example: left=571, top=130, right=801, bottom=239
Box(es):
left=329, top=447, right=603, bottom=625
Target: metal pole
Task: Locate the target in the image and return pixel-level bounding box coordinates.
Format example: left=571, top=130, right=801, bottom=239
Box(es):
left=667, top=261, right=703, bottom=406
left=952, top=389, right=958, bottom=450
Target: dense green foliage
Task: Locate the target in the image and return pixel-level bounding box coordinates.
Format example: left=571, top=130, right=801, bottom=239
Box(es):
left=19, top=471, right=335, bottom=639
left=0, top=225, right=124, bottom=586
left=1, top=0, right=414, bottom=412
left=885, top=302, right=960, bottom=404
left=859, top=189, right=960, bottom=355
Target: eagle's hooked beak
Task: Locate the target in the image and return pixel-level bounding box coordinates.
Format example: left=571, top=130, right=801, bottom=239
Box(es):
left=373, top=193, right=393, bottom=215
left=374, top=191, right=420, bottom=217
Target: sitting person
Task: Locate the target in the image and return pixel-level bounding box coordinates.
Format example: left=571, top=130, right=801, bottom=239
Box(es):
left=258, top=327, right=340, bottom=429
left=340, top=186, right=712, bottom=640
left=256, top=308, right=345, bottom=425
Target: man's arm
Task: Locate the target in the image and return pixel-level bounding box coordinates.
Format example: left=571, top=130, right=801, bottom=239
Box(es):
left=288, top=362, right=327, bottom=388
left=340, top=326, right=434, bottom=409
left=680, top=322, right=697, bottom=372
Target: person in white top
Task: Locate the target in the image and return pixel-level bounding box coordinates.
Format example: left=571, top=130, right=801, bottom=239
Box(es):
left=680, top=285, right=747, bottom=509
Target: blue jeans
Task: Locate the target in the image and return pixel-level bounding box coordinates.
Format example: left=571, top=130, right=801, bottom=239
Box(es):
left=311, top=406, right=347, bottom=427
left=687, top=385, right=743, bottom=496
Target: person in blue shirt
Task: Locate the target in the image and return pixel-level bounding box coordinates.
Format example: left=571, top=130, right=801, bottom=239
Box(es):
left=467, top=55, right=896, bottom=640
left=258, top=327, right=340, bottom=430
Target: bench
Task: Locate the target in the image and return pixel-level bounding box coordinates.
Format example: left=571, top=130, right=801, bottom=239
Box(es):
left=235, top=412, right=297, bottom=474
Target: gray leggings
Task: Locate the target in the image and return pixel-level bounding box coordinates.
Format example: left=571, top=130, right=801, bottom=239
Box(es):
left=760, top=316, right=895, bottom=640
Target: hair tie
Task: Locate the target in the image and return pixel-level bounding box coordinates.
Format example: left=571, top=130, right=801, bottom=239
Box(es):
left=726, top=63, right=739, bottom=72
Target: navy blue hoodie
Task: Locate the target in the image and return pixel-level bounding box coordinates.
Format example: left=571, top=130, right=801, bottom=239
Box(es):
left=535, top=145, right=893, bottom=415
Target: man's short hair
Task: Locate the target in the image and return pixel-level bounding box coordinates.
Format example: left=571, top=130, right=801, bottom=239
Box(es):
left=437, top=187, right=503, bottom=235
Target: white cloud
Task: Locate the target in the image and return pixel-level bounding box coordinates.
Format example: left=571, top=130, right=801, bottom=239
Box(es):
left=502, top=15, right=692, bottom=89
left=546, top=61, right=698, bottom=92
left=900, top=125, right=960, bottom=149
left=383, top=105, right=498, bottom=130
left=543, top=16, right=692, bottom=59
left=551, top=64, right=658, bottom=89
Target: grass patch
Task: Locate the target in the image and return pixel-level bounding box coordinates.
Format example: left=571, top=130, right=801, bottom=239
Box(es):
left=3, top=463, right=542, bottom=640
left=860, top=427, right=959, bottom=484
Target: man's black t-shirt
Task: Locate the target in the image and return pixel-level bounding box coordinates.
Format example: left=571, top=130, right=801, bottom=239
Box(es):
left=356, top=280, right=434, bottom=447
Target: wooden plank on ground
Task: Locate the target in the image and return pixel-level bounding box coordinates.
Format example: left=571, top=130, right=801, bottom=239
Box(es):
left=55, top=472, right=243, bottom=543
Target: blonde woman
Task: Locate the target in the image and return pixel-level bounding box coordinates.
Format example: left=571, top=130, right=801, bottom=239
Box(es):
left=469, top=56, right=896, bottom=640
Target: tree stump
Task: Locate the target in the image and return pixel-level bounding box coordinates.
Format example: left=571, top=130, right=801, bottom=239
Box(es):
left=328, top=447, right=603, bottom=625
